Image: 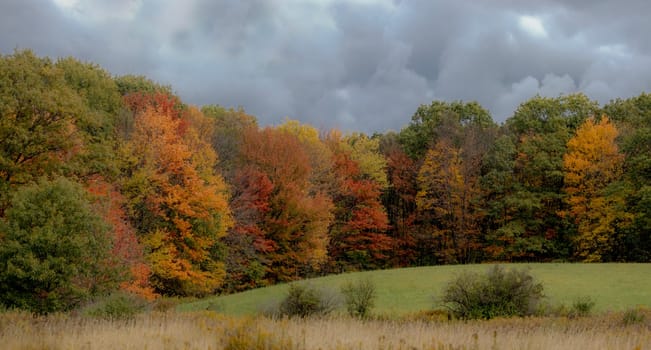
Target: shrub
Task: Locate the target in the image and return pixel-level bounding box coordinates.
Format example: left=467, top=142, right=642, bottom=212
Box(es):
left=81, top=292, right=148, bottom=320
left=569, top=296, right=595, bottom=318
left=277, top=284, right=340, bottom=318
left=622, top=307, right=646, bottom=326
left=341, top=278, right=376, bottom=318
left=440, top=265, right=544, bottom=319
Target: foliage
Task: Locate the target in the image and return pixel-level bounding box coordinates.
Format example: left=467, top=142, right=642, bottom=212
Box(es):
left=563, top=116, right=630, bottom=261
left=621, top=307, right=647, bottom=326
left=80, top=292, right=148, bottom=320
left=569, top=296, right=595, bottom=318
left=55, top=57, right=122, bottom=179
left=238, top=127, right=333, bottom=282
left=326, top=132, right=392, bottom=271
left=0, top=50, right=82, bottom=195
left=277, top=284, right=340, bottom=318
left=122, top=96, right=232, bottom=296
left=0, top=178, right=120, bottom=314
left=492, top=94, right=602, bottom=261
left=340, top=278, right=377, bottom=318
left=440, top=265, right=544, bottom=319
left=86, top=176, right=155, bottom=299
left=379, top=135, right=419, bottom=266
left=399, top=100, right=494, bottom=159
left=342, top=133, right=388, bottom=189
left=417, top=140, right=484, bottom=263
left=4, top=49, right=651, bottom=308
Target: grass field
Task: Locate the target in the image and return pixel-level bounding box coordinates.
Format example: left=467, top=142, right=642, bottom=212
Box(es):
left=179, top=263, right=651, bottom=315
left=2, top=310, right=651, bottom=349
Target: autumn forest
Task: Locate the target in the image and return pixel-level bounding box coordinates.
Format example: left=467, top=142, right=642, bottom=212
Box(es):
left=1, top=50, right=650, bottom=313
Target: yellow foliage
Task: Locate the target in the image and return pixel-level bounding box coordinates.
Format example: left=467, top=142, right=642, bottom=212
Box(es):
left=563, top=116, right=630, bottom=261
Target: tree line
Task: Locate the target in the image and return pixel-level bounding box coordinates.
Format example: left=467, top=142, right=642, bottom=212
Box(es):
left=0, top=50, right=649, bottom=312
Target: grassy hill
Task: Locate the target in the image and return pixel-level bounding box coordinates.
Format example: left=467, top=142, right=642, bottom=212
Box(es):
left=178, top=263, right=651, bottom=315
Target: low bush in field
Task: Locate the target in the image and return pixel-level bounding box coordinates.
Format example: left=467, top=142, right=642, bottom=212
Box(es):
left=80, top=292, right=148, bottom=320
left=264, top=284, right=341, bottom=318
left=569, top=296, right=595, bottom=317
left=622, top=307, right=647, bottom=326
left=440, top=265, right=544, bottom=319
left=341, top=278, right=376, bottom=318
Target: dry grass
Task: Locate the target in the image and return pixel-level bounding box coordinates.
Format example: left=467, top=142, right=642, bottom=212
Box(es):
left=1, top=310, right=650, bottom=350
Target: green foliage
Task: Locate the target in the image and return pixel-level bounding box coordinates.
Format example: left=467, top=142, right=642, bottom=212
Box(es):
left=80, top=292, right=148, bottom=320
left=277, top=284, right=340, bottom=318
left=341, top=278, right=376, bottom=318
left=621, top=307, right=646, bottom=326
left=0, top=50, right=83, bottom=191
left=114, top=74, right=173, bottom=96
left=569, top=296, right=595, bottom=317
left=399, top=100, right=494, bottom=159
left=55, top=57, right=122, bottom=178
left=0, top=178, right=121, bottom=314
left=440, top=265, right=544, bottom=319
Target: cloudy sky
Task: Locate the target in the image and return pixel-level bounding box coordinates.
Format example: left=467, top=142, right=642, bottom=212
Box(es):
left=2, top=0, right=650, bottom=133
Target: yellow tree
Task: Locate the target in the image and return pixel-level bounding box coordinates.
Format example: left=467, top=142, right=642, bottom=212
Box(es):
left=416, top=139, right=481, bottom=263
left=563, top=116, right=630, bottom=261
left=124, top=99, right=232, bottom=296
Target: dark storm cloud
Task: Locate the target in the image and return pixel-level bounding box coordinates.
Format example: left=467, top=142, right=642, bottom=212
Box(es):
left=2, top=0, right=651, bottom=132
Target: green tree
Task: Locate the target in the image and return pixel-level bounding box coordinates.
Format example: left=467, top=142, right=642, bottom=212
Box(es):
left=202, top=104, right=258, bottom=178
left=56, top=57, right=123, bottom=179
left=0, top=178, right=120, bottom=313
left=0, top=50, right=84, bottom=212
left=499, top=94, right=601, bottom=260
left=399, top=100, right=493, bottom=160
left=604, top=94, right=651, bottom=260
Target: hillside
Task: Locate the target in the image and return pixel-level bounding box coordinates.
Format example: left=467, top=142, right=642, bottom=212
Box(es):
left=179, top=263, right=651, bottom=315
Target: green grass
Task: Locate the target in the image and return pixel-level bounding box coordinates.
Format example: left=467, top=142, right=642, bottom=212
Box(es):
left=178, top=263, right=651, bottom=315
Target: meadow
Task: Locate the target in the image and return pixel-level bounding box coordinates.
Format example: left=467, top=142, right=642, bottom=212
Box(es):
left=180, top=263, right=651, bottom=315
left=1, top=310, right=650, bottom=349
left=2, top=263, right=651, bottom=349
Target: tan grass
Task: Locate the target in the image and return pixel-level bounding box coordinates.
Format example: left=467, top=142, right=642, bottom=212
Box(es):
left=1, top=310, right=650, bottom=349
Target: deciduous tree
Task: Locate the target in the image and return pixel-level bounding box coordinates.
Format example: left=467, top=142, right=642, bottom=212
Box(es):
left=563, top=116, right=631, bottom=261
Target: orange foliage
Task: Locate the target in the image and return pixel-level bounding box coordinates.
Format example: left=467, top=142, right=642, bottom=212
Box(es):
left=126, top=103, right=232, bottom=296
left=86, top=176, right=156, bottom=300
left=237, top=127, right=333, bottom=282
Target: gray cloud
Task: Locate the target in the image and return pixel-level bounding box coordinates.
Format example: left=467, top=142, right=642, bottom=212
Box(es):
left=2, top=0, right=651, bottom=132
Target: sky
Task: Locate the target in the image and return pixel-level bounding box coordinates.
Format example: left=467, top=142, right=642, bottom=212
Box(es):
left=2, top=0, right=650, bottom=133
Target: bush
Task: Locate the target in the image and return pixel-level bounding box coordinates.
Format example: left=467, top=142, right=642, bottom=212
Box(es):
left=81, top=292, right=148, bottom=320
left=277, top=284, right=340, bottom=318
left=622, top=307, right=646, bottom=326
left=341, top=278, right=376, bottom=318
left=569, top=296, right=595, bottom=318
left=440, top=265, right=544, bottom=319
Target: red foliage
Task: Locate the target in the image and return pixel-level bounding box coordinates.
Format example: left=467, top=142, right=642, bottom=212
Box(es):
left=327, top=138, right=392, bottom=270
left=86, top=176, right=156, bottom=300
left=382, top=147, right=419, bottom=266
left=235, top=127, right=333, bottom=282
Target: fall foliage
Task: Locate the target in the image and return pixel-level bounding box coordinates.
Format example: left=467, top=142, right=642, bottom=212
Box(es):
left=2, top=50, right=651, bottom=310
left=563, top=116, right=631, bottom=261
